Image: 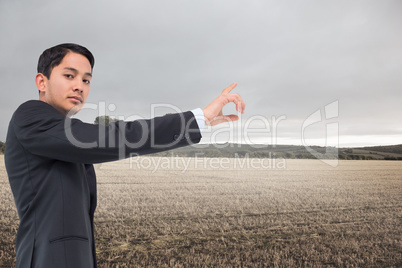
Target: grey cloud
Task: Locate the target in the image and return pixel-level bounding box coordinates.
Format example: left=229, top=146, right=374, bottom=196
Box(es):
left=0, top=0, right=401, bottom=146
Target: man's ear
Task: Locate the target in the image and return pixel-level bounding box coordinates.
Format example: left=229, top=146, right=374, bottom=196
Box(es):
left=35, top=73, right=47, bottom=95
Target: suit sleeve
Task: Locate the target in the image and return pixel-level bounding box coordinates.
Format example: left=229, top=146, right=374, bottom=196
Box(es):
left=11, top=101, right=202, bottom=164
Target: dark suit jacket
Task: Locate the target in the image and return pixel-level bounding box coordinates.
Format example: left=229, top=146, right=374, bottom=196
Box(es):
left=4, top=100, right=202, bottom=268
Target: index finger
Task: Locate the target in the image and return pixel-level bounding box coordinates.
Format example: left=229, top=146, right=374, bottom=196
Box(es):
left=221, top=82, right=238, bottom=95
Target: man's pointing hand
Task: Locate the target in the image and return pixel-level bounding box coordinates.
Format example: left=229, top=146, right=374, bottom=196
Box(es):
left=202, top=82, right=245, bottom=126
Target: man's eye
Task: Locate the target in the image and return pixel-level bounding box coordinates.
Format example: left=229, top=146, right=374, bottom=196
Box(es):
left=64, top=74, right=73, bottom=79
left=84, top=80, right=90, bottom=85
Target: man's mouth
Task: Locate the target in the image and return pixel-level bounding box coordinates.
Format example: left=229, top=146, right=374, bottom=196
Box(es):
left=68, top=96, right=83, bottom=103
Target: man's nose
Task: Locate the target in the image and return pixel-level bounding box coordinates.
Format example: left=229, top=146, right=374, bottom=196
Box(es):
left=73, top=80, right=84, bottom=92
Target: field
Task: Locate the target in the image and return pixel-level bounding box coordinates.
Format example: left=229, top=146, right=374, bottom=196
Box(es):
left=0, top=155, right=401, bottom=267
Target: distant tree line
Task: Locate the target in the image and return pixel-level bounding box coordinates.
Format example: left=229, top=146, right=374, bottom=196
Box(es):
left=338, top=154, right=377, bottom=160
left=1, top=137, right=401, bottom=160
left=361, top=144, right=402, bottom=155
left=94, top=115, right=119, bottom=126
left=150, top=148, right=402, bottom=161
left=383, top=156, right=402, bottom=160
left=0, top=141, right=5, bottom=154
left=149, top=149, right=388, bottom=160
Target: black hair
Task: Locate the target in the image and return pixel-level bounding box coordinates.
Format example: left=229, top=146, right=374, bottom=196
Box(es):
left=37, top=43, right=95, bottom=79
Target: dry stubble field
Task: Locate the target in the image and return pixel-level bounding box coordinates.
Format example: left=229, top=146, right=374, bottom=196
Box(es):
left=0, top=155, right=401, bottom=267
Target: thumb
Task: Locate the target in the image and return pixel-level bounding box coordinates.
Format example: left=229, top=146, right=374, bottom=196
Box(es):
left=206, top=114, right=239, bottom=126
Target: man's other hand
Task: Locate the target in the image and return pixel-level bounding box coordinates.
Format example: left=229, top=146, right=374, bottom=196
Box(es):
left=202, top=82, right=245, bottom=126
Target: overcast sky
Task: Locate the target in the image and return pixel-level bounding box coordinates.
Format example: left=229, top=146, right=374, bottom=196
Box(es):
left=0, top=0, right=401, bottom=147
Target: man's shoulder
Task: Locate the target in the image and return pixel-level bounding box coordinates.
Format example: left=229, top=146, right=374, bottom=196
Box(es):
left=12, top=100, right=63, bottom=126
left=14, top=99, right=60, bottom=115
left=15, top=100, right=54, bottom=113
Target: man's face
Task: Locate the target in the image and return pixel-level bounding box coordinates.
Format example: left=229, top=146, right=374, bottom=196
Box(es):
left=39, top=52, right=92, bottom=116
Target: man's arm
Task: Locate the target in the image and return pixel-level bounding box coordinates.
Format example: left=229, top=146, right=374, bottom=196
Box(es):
left=11, top=100, right=201, bottom=164
left=190, top=108, right=205, bottom=131
left=11, top=83, right=244, bottom=164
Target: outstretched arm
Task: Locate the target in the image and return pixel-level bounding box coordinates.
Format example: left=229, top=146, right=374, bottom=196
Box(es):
left=202, top=82, right=245, bottom=126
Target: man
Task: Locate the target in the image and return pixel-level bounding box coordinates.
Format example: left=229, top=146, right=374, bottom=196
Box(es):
left=4, top=43, right=245, bottom=267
